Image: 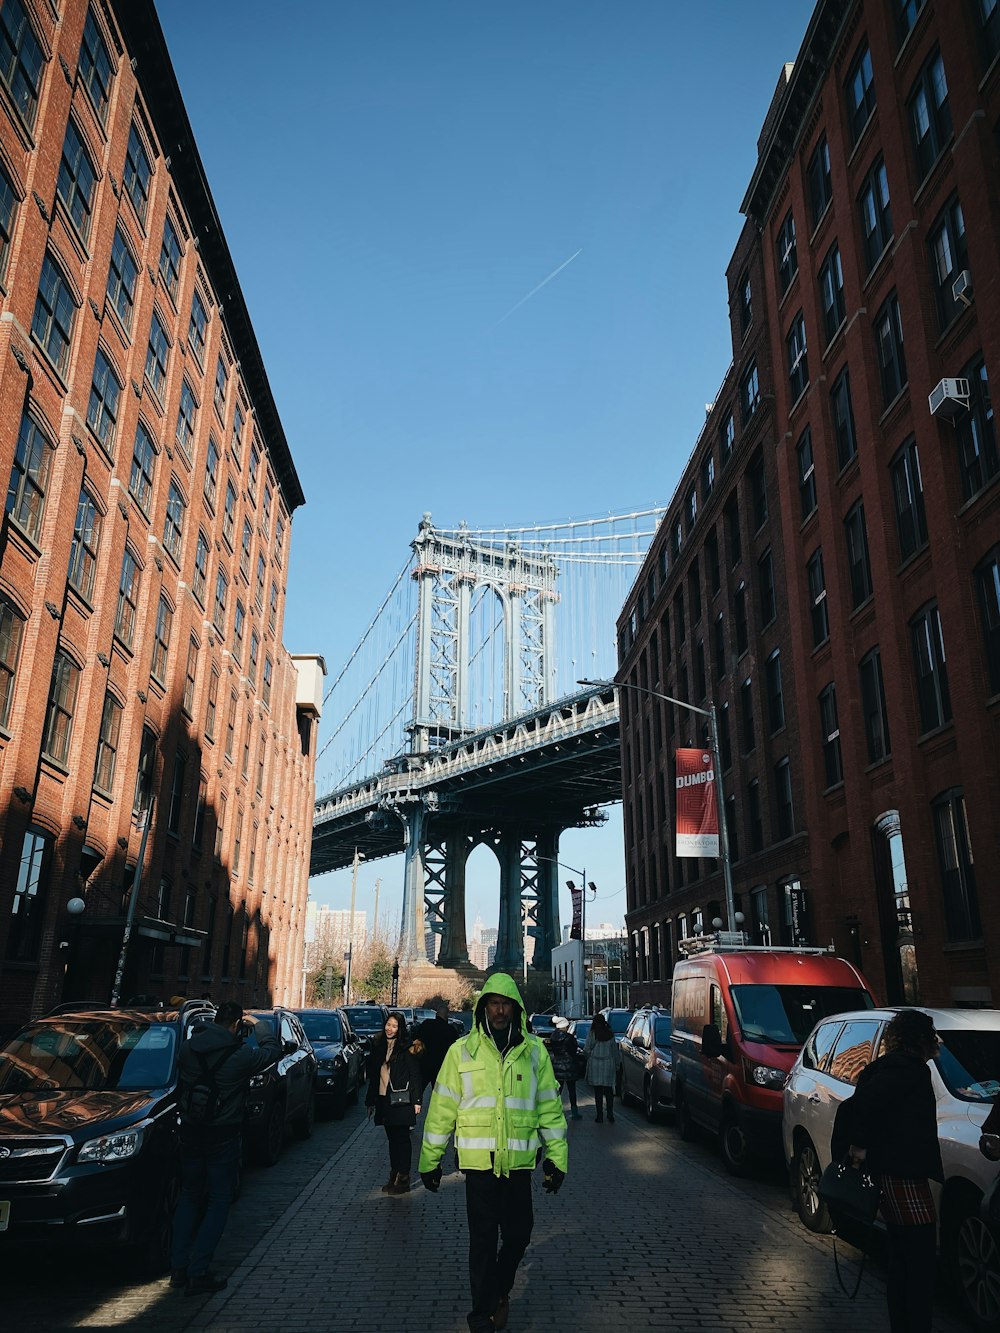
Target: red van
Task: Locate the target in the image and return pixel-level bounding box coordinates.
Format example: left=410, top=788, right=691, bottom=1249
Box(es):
left=670, top=943, right=876, bottom=1174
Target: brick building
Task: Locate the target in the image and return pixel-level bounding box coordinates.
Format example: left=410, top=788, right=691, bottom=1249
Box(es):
left=0, top=0, right=322, bottom=1028
left=620, top=0, right=1000, bottom=1008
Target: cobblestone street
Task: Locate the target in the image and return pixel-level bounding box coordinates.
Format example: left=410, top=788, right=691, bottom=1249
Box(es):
left=4, top=1089, right=974, bottom=1333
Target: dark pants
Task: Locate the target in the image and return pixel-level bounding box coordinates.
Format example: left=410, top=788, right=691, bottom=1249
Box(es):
left=385, top=1123, right=412, bottom=1176
left=558, top=1078, right=578, bottom=1111
left=465, top=1168, right=533, bottom=1333
left=885, top=1221, right=936, bottom=1333
left=170, top=1132, right=241, bottom=1277
left=594, top=1085, right=614, bottom=1119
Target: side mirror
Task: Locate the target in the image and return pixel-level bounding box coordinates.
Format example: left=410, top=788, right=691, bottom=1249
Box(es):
left=702, top=1023, right=726, bottom=1059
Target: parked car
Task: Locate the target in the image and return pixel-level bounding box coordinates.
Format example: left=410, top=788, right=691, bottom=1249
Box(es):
left=0, top=999, right=213, bottom=1270
left=784, top=1006, right=1000, bottom=1330
left=620, top=1008, right=673, bottom=1121
left=293, top=1008, right=363, bottom=1118
left=671, top=944, right=875, bottom=1174
left=528, top=1012, right=557, bottom=1041
left=569, top=1018, right=592, bottom=1079
left=341, top=1004, right=388, bottom=1049
left=598, top=1007, right=635, bottom=1043
left=243, top=1009, right=317, bottom=1166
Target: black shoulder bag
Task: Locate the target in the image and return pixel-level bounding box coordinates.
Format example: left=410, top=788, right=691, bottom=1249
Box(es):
left=817, top=1157, right=880, bottom=1297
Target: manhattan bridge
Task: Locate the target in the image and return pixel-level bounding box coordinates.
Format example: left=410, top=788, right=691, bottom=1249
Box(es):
left=311, top=510, right=665, bottom=973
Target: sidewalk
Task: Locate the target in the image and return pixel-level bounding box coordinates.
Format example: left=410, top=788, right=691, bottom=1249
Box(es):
left=185, top=1092, right=969, bottom=1333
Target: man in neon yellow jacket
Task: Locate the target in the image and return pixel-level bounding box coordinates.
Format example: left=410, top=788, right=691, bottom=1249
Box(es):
left=419, top=972, right=568, bottom=1332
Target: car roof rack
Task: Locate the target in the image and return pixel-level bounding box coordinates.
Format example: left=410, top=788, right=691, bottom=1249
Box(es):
left=40, top=1000, right=114, bottom=1017
left=677, top=933, right=833, bottom=958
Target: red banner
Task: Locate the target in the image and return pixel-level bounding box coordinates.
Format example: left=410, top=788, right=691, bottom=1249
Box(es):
left=675, top=748, right=718, bottom=857
left=569, top=885, right=583, bottom=939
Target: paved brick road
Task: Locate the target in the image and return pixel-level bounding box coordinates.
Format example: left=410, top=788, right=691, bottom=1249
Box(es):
left=7, top=1090, right=973, bottom=1332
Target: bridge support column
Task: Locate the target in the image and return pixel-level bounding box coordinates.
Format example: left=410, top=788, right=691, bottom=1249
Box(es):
left=399, top=802, right=429, bottom=963
left=530, top=828, right=561, bottom=970
left=493, top=832, right=524, bottom=975
left=437, top=834, right=471, bottom=967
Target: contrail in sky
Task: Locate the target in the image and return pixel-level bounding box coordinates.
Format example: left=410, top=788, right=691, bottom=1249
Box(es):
left=493, top=248, right=583, bottom=328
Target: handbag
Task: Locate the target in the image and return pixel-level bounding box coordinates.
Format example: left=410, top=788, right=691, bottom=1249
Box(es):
left=818, top=1157, right=880, bottom=1298
left=387, top=1073, right=410, bottom=1107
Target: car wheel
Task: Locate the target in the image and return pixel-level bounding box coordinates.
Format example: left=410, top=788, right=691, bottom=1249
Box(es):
left=292, top=1092, right=315, bottom=1141
left=720, top=1109, right=752, bottom=1176
left=674, top=1087, right=696, bottom=1142
left=644, top=1079, right=660, bottom=1123
left=947, top=1200, right=1000, bottom=1330
left=255, top=1099, right=286, bottom=1167
left=791, top=1136, right=832, bottom=1234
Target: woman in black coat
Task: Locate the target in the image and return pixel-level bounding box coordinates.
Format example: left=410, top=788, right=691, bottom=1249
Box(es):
left=845, top=1008, right=943, bottom=1333
left=365, top=1011, right=424, bottom=1195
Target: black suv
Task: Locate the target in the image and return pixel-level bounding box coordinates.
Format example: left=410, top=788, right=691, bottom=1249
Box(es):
left=0, top=999, right=212, bottom=1270
left=293, top=1008, right=363, bottom=1118
left=243, top=1009, right=316, bottom=1166
left=341, top=1004, right=388, bottom=1051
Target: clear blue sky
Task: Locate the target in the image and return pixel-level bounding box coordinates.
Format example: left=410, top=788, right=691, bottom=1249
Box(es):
left=156, top=0, right=814, bottom=940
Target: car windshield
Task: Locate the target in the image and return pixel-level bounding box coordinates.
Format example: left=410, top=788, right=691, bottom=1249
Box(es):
left=531, top=1015, right=556, bottom=1033
left=0, top=1018, right=177, bottom=1093
left=298, top=1014, right=343, bottom=1044
left=607, top=1011, right=632, bottom=1035
left=573, top=1021, right=592, bottom=1043
left=653, top=1017, right=672, bottom=1047
left=343, top=1008, right=384, bottom=1034
left=936, top=1029, right=1000, bottom=1103
left=730, top=985, right=874, bottom=1045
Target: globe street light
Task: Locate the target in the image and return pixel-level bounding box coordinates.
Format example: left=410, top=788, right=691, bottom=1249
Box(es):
left=580, top=678, right=737, bottom=934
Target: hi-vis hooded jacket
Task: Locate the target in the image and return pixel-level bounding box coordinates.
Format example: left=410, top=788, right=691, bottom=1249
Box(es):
left=418, top=973, right=568, bottom=1178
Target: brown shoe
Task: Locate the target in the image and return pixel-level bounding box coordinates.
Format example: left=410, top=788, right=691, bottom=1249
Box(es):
left=494, top=1293, right=510, bottom=1329
left=390, top=1174, right=411, bottom=1194
left=381, top=1174, right=396, bottom=1192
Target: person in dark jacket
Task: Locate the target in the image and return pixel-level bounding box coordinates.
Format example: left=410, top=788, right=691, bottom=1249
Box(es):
left=548, top=1017, right=582, bottom=1120
left=171, top=1001, right=281, bottom=1295
left=366, top=1011, right=424, bottom=1194
left=844, top=1008, right=943, bottom=1333
left=414, top=1000, right=458, bottom=1093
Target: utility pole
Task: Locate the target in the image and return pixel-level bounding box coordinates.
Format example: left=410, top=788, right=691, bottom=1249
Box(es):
left=373, top=877, right=381, bottom=941
left=344, top=848, right=365, bottom=1005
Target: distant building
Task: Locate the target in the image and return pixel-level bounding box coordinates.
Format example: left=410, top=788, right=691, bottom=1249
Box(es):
left=306, top=908, right=367, bottom=970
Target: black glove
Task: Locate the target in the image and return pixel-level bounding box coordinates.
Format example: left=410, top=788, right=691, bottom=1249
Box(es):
left=542, top=1160, right=565, bottom=1194
left=421, top=1166, right=443, bottom=1193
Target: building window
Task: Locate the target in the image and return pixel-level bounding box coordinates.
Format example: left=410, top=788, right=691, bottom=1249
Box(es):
left=183, top=636, right=198, bottom=716
left=694, top=640, right=706, bottom=701
left=269, top=582, right=278, bottom=633
left=766, top=649, right=784, bottom=733
left=151, top=596, right=172, bottom=683
left=0, top=160, right=16, bottom=285
left=193, top=776, right=207, bottom=853
left=115, top=548, right=140, bottom=650
left=93, top=691, right=122, bottom=792
left=776, top=211, right=797, bottom=295
left=189, top=290, right=208, bottom=366
left=750, top=456, right=768, bottom=529
left=819, top=683, right=842, bottom=788
left=68, top=490, right=101, bottom=601
left=724, top=496, right=741, bottom=569
left=0, top=0, right=43, bottom=128
left=87, top=348, right=121, bottom=452
left=275, top=515, right=286, bottom=566
left=248, top=443, right=260, bottom=500
left=720, top=412, right=734, bottom=465
left=214, top=356, right=228, bottom=418
left=975, top=547, right=1000, bottom=695
left=213, top=567, right=228, bottom=636
left=980, top=0, right=1000, bottom=67
left=733, top=582, right=748, bottom=656
left=192, top=530, right=209, bottom=605
left=175, top=378, right=197, bottom=457
left=890, top=436, right=928, bottom=561
left=956, top=356, right=997, bottom=502
left=706, top=529, right=720, bottom=594
left=256, top=736, right=266, bottom=795
left=225, top=690, right=237, bottom=761
left=895, top=0, right=926, bottom=44
left=748, top=779, right=764, bottom=853
left=262, top=655, right=273, bottom=707
left=712, top=612, right=725, bottom=682
left=233, top=809, right=243, bottom=873
left=928, top=196, right=967, bottom=330
left=6, top=412, right=51, bottom=542
left=232, top=405, right=244, bottom=460
left=262, top=482, right=273, bottom=529
left=57, top=119, right=97, bottom=239
left=807, top=548, right=829, bottom=647
left=223, top=479, right=237, bottom=548
left=248, top=630, right=259, bottom=689
left=933, top=788, right=981, bottom=942
left=719, top=704, right=732, bottom=772
left=757, top=549, right=776, bottom=626
left=43, top=650, right=79, bottom=765
left=159, top=215, right=182, bottom=300
left=233, top=599, right=245, bottom=663
left=830, top=367, right=858, bottom=470
left=32, top=253, right=76, bottom=376
left=204, top=437, right=219, bottom=509
left=846, top=41, right=876, bottom=144
left=739, top=270, right=752, bottom=335
left=797, top=427, right=817, bottom=519
left=106, top=227, right=139, bottom=332
left=145, top=310, right=169, bottom=400
left=787, top=312, right=808, bottom=402
left=859, top=646, right=891, bottom=764
left=807, top=135, right=832, bottom=227
left=240, top=517, right=252, bottom=580
left=168, top=751, right=187, bottom=835
left=6, top=827, right=51, bottom=962
left=133, top=726, right=156, bottom=816
left=701, top=451, right=715, bottom=501
left=844, top=502, right=873, bottom=608
left=0, top=599, right=24, bottom=728
left=818, top=244, right=845, bottom=344
left=858, top=157, right=893, bottom=273
left=206, top=667, right=219, bottom=741
left=741, top=360, right=760, bottom=425
left=911, top=602, right=951, bottom=732
left=79, top=10, right=113, bottom=123
left=908, top=49, right=952, bottom=181
left=163, top=479, right=185, bottom=563
left=874, top=292, right=907, bottom=407
left=123, top=124, right=151, bottom=224
left=129, top=420, right=156, bottom=514
left=740, top=678, right=754, bottom=754
left=774, top=758, right=794, bottom=840
left=671, top=517, right=682, bottom=560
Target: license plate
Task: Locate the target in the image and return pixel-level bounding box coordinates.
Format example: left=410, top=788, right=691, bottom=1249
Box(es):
left=0, top=1201, right=9, bottom=1232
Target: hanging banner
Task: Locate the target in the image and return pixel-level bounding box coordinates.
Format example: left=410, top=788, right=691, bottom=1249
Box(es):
left=675, top=748, right=719, bottom=857
left=569, top=885, right=583, bottom=939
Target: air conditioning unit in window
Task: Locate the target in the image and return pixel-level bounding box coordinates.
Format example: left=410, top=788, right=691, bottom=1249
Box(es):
left=952, top=270, right=973, bottom=308
left=928, top=377, right=970, bottom=420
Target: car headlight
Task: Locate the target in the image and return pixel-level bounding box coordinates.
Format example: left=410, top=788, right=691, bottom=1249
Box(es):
left=748, top=1062, right=787, bottom=1089
left=78, top=1123, right=146, bottom=1162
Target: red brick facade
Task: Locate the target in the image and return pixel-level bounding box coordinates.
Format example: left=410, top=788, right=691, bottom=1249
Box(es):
left=0, top=0, right=318, bottom=1028
left=621, top=0, right=1000, bottom=1008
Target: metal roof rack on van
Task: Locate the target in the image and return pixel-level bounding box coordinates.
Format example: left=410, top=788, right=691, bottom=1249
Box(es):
left=676, top=932, right=834, bottom=958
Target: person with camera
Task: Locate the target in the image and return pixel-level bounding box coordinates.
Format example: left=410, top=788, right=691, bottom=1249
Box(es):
left=171, top=1002, right=281, bottom=1295
left=419, top=973, right=568, bottom=1333
left=365, top=1010, right=424, bottom=1195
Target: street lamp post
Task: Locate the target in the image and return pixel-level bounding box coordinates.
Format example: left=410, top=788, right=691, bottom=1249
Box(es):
left=344, top=848, right=365, bottom=1006
left=581, top=678, right=738, bottom=934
